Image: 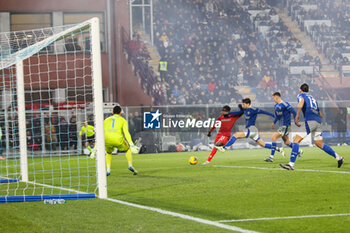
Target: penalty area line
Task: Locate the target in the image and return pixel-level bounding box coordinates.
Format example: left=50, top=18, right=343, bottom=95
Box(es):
left=104, top=197, right=260, bottom=233
left=217, top=213, right=350, bottom=223
left=213, top=165, right=350, bottom=174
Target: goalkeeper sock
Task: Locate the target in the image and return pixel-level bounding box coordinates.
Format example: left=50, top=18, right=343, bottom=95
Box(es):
left=106, top=153, right=112, bottom=170
left=87, top=146, right=92, bottom=153
left=126, top=149, right=133, bottom=167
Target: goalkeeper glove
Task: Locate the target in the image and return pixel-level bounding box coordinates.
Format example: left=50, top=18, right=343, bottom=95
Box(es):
left=238, top=104, right=243, bottom=111
left=207, top=132, right=211, bottom=137
left=130, top=144, right=140, bottom=154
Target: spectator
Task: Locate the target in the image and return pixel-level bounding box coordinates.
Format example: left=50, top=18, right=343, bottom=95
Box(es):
left=69, top=114, right=78, bottom=150
left=45, top=120, right=57, bottom=151
left=58, top=117, right=69, bottom=150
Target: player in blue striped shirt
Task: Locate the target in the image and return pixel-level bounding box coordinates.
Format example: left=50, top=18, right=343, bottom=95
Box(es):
left=280, top=83, right=344, bottom=170
left=265, top=92, right=303, bottom=162
left=215, top=98, right=284, bottom=154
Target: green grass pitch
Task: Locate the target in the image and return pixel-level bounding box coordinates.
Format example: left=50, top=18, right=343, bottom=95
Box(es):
left=0, top=146, right=349, bottom=233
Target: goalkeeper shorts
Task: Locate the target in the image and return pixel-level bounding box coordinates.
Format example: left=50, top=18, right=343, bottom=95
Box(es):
left=105, top=139, right=130, bottom=154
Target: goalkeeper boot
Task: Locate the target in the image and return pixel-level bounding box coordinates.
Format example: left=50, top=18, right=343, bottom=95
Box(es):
left=264, top=157, right=273, bottom=162
left=106, top=168, right=111, bottom=176
left=279, top=163, right=294, bottom=170
left=0, top=155, right=6, bottom=161
left=297, top=149, right=303, bottom=160
left=128, top=166, right=138, bottom=175
left=214, top=145, right=226, bottom=152
left=202, top=161, right=210, bottom=165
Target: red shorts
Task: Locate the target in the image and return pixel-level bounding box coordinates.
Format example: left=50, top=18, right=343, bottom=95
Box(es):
left=214, top=135, right=230, bottom=145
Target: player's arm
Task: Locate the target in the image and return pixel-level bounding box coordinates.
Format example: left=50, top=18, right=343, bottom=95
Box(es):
left=79, top=127, right=84, bottom=138
left=122, top=120, right=133, bottom=145
left=289, top=106, right=297, bottom=119
left=271, top=107, right=281, bottom=129
left=228, top=110, right=244, bottom=116
left=257, top=108, right=275, bottom=118
left=273, top=108, right=282, bottom=124
left=295, top=97, right=304, bottom=126
left=122, top=119, right=140, bottom=153
left=88, top=125, right=95, bottom=136
left=288, top=106, right=298, bottom=125
left=208, top=116, right=221, bottom=137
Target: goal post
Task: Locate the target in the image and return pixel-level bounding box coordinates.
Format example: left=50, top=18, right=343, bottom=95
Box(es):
left=0, top=17, right=107, bottom=202
left=16, top=60, right=28, bottom=183
left=90, top=17, right=107, bottom=199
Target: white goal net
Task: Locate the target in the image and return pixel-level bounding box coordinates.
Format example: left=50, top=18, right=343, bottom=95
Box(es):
left=0, top=18, right=106, bottom=202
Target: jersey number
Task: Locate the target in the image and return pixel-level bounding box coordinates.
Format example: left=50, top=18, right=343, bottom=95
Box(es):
left=308, top=96, right=317, bottom=110
left=112, top=119, right=116, bottom=128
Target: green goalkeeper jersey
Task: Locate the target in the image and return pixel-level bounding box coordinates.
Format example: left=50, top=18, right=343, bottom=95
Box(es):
left=79, top=125, right=95, bottom=137
left=104, top=114, right=133, bottom=145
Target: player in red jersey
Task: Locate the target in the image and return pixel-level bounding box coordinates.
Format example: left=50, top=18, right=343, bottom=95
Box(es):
left=203, top=105, right=243, bottom=165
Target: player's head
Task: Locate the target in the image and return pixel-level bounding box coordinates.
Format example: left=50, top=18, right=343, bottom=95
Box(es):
left=242, top=98, right=251, bottom=109
left=83, top=121, right=88, bottom=126
left=221, top=105, right=231, bottom=115
left=300, top=83, right=309, bottom=93
left=272, top=92, right=281, bottom=103
left=113, top=105, right=122, bottom=115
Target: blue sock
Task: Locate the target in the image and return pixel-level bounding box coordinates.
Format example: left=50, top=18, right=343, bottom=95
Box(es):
left=270, top=142, right=277, bottom=156
left=224, top=136, right=237, bottom=147
left=264, top=143, right=272, bottom=149
left=322, top=144, right=336, bottom=159
left=128, top=166, right=135, bottom=172
left=288, top=143, right=293, bottom=148
left=290, top=143, right=299, bottom=163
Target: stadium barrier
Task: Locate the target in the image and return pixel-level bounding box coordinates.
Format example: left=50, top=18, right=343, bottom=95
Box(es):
left=0, top=101, right=349, bottom=156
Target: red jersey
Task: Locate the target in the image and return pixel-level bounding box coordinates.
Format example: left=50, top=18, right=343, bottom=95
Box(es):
left=209, top=113, right=242, bottom=137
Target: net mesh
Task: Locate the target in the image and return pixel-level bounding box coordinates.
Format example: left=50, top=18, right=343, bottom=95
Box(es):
left=0, top=20, right=99, bottom=200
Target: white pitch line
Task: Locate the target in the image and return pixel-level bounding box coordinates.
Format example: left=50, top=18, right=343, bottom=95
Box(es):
left=26, top=180, right=88, bottom=194
left=217, top=213, right=350, bottom=223
left=104, top=197, right=260, bottom=233
left=2, top=175, right=260, bottom=232
left=213, top=165, right=350, bottom=174
left=0, top=175, right=89, bottom=194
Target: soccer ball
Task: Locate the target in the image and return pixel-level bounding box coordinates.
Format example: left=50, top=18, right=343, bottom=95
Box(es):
left=188, top=156, right=198, bottom=165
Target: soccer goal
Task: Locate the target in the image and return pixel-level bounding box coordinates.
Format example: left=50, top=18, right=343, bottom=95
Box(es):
left=0, top=18, right=107, bottom=202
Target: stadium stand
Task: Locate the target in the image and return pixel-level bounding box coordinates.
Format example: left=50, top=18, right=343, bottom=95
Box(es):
left=122, top=0, right=339, bottom=105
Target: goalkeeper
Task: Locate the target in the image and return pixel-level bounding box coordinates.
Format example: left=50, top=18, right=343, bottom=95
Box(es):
left=104, top=105, right=139, bottom=176
left=79, top=121, right=96, bottom=158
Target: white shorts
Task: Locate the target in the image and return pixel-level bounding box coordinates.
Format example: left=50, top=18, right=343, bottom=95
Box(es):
left=244, top=126, right=261, bottom=141
left=277, top=126, right=291, bottom=137
left=297, top=121, right=323, bottom=141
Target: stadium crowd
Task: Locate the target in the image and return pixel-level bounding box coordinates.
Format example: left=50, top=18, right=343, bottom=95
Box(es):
left=2, top=109, right=80, bottom=152
left=289, top=0, right=350, bottom=70
left=125, top=0, right=333, bottom=105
